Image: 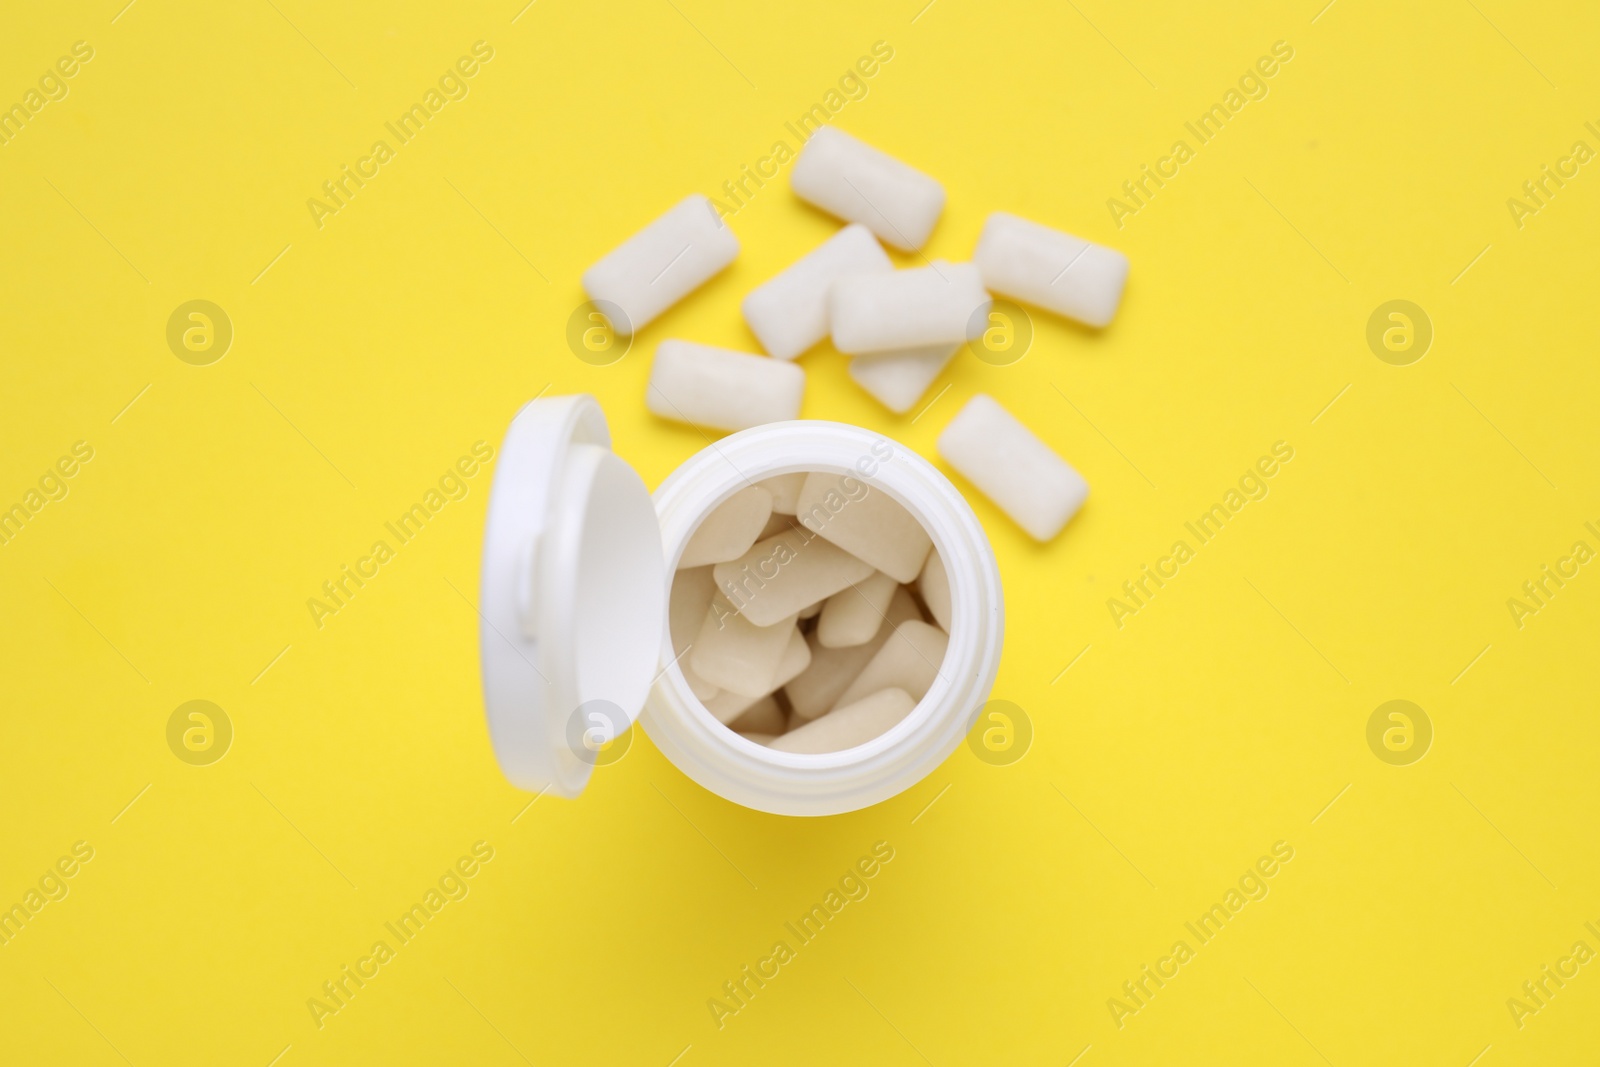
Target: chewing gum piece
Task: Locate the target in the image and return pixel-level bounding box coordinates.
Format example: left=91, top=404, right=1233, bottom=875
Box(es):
left=834, top=619, right=949, bottom=709
left=784, top=587, right=920, bottom=720
left=829, top=262, right=989, bottom=355
left=711, top=527, right=874, bottom=627
left=704, top=687, right=762, bottom=724
left=689, top=596, right=798, bottom=698
left=817, top=571, right=899, bottom=649
left=796, top=472, right=933, bottom=583
left=848, top=343, right=960, bottom=414
left=728, top=695, right=786, bottom=736
left=790, top=127, right=945, bottom=251
left=742, top=224, right=893, bottom=359
left=759, top=472, right=808, bottom=515
left=767, top=688, right=916, bottom=754
left=937, top=393, right=1088, bottom=541
left=669, top=566, right=721, bottom=700
left=972, top=211, right=1129, bottom=328
left=773, top=626, right=813, bottom=688
left=647, top=340, right=805, bottom=433
left=917, top=550, right=951, bottom=632
left=581, top=195, right=738, bottom=335
left=678, top=486, right=774, bottom=568
left=701, top=627, right=811, bottom=723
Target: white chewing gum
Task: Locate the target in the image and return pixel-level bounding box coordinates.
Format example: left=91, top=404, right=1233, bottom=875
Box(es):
left=729, top=695, right=786, bottom=736
left=795, top=471, right=932, bottom=583
left=711, top=527, right=874, bottom=627
left=737, top=732, right=779, bottom=745
left=829, top=262, right=990, bottom=355
left=773, top=626, right=813, bottom=688
left=767, top=688, right=916, bottom=754
left=646, top=341, right=805, bottom=433
left=797, top=600, right=824, bottom=620
left=757, top=512, right=798, bottom=540
left=581, top=195, right=738, bottom=336
left=917, top=549, right=951, bottom=632
left=937, top=393, right=1088, bottom=541
left=972, top=211, right=1129, bottom=328
left=668, top=566, right=721, bottom=700
left=834, top=619, right=949, bottom=709
left=678, top=485, right=774, bottom=568
left=847, top=343, right=960, bottom=414
left=742, top=224, right=893, bottom=359
left=784, top=587, right=920, bottom=720
left=816, top=571, right=898, bottom=649
left=790, top=127, right=945, bottom=251
left=688, top=596, right=798, bottom=698
left=758, top=472, right=808, bottom=515
left=701, top=629, right=810, bottom=724
left=704, top=687, right=761, bottom=724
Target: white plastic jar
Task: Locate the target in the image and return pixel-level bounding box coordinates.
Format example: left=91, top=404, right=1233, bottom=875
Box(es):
left=478, top=393, right=1004, bottom=816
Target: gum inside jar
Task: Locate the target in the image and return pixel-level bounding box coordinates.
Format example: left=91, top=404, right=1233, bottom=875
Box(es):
left=666, top=469, right=952, bottom=755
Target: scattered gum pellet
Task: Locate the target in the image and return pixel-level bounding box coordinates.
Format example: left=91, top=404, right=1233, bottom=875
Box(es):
left=789, top=128, right=945, bottom=251
left=647, top=340, right=805, bottom=433
left=581, top=195, right=738, bottom=336
left=668, top=565, right=722, bottom=700
left=678, top=485, right=774, bottom=568
left=917, top=550, right=951, bottom=632
left=972, top=211, right=1129, bottom=328
left=817, top=571, right=898, bottom=649
left=937, top=393, right=1088, bottom=542
left=742, top=224, right=894, bottom=359
left=847, top=342, right=959, bottom=414
left=797, top=598, right=824, bottom=620
left=688, top=596, right=798, bottom=698
left=711, top=526, right=874, bottom=627
left=834, top=619, right=949, bottom=709
left=828, top=262, right=990, bottom=355
left=737, top=732, right=779, bottom=745
left=760, top=472, right=807, bottom=515
left=785, top=587, right=920, bottom=720
left=795, top=472, right=932, bottom=583
left=767, top=688, right=916, bottom=754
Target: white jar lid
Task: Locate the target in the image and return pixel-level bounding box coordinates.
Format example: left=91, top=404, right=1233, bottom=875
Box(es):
left=478, top=394, right=665, bottom=798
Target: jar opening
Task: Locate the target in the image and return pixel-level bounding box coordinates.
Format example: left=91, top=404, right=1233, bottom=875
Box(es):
left=665, top=467, right=953, bottom=758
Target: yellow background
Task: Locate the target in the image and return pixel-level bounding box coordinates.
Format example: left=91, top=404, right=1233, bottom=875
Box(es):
left=2, top=0, right=1597, bottom=1063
